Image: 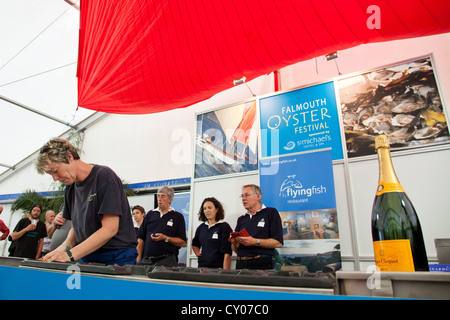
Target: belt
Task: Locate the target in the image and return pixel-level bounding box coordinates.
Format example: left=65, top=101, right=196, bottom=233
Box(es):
left=237, top=255, right=260, bottom=261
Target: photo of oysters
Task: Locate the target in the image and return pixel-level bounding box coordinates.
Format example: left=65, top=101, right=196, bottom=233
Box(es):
left=338, top=57, right=449, bottom=158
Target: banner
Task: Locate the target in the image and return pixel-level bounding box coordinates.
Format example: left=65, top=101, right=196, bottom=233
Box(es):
left=259, top=81, right=343, bottom=160
left=171, top=192, right=190, bottom=265
left=259, top=149, right=341, bottom=273
left=259, top=149, right=336, bottom=212
left=337, top=56, right=449, bottom=158
left=194, top=100, right=258, bottom=178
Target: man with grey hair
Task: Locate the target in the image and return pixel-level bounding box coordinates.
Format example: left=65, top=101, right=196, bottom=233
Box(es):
left=231, top=184, right=283, bottom=269
left=137, top=186, right=187, bottom=266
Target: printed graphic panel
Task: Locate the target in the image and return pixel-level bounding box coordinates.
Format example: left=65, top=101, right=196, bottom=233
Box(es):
left=337, top=56, right=450, bottom=158
left=259, top=82, right=343, bottom=160
left=194, top=100, right=258, bottom=178
left=259, top=149, right=336, bottom=212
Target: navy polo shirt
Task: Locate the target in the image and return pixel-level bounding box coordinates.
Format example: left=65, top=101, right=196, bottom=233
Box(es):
left=192, top=221, right=232, bottom=268
left=137, top=208, right=187, bottom=258
left=234, top=206, right=283, bottom=257
left=63, top=164, right=137, bottom=251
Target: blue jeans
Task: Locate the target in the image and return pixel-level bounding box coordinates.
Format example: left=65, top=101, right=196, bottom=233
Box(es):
left=78, top=247, right=137, bottom=266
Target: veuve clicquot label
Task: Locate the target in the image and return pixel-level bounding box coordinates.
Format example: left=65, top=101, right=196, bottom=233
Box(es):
left=373, top=239, right=415, bottom=271
left=376, top=182, right=404, bottom=195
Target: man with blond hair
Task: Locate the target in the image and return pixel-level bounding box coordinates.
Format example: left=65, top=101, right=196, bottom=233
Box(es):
left=36, top=138, right=137, bottom=265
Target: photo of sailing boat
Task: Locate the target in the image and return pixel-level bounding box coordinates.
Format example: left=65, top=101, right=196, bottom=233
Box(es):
left=194, top=100, right=259, bottom=178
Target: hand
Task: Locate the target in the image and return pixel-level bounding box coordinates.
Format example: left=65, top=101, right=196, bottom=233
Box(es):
left=43, top=249, right=70, bottom=263
left=53, top=212, right=66, bottom=226
left=26, top=223, right=36, bottom=232
left=236, top=236, right=257, bottom=247
left=151, top=233, right=166, bottom=242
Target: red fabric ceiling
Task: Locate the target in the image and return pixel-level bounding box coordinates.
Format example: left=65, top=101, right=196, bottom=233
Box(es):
left=77, top=0, right=450, bottom=114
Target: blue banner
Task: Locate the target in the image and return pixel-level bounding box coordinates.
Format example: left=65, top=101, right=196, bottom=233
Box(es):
left=259, top=81, right=343, bottom=160
left=259, top=149, right=336, bottom=212
left=171, top=192, right=190, bottom=264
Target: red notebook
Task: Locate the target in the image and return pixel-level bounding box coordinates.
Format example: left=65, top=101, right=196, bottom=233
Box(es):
left=228, top=229, right=250, bottom=242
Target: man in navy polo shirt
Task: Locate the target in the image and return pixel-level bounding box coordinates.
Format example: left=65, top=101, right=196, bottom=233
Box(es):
left=137, top=186, right=187, bottom=266
left=231, top=184, right=283, bottom=269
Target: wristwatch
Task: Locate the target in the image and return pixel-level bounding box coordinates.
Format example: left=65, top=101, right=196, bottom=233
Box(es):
left=66, top=248, right=75, bottom=262
left=256, top=239, right=261, bottom=246
left=165, top=236, right=170, bottom=243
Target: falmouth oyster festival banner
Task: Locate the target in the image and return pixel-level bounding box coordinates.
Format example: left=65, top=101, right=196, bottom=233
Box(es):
left=259, top=81, right=343, bottom=161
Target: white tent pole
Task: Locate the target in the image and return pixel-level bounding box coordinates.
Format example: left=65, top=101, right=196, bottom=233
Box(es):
left=0, top=95, right=78, bottom=130
left=0, top=163, right=15, bottom=170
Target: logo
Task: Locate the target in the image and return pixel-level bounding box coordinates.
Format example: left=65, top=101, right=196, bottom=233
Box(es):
left=283, top=141, right=295, bottom=151
left=279, top=175, right=327, bottom=203
left=279, top=175, right=302, bottom=197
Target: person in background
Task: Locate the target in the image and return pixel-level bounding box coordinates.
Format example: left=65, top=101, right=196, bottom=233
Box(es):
left=40, top=210, right=55, bottom=257
left=137, top=186, right=187, bottom=266
left=11, top=204, right=47, bottom=259
left=36, top=138, right=137, bottom=266
left=0, top=205, right=10, bottom=241
left=132, top=205, right=146, bottom=234
left=192, top=197, right=232, bottom=269
left=230, top=184, right=283, bottom=270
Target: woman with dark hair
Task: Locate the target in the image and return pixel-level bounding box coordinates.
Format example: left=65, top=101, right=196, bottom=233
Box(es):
left=192, top=197, right=232, bottom=269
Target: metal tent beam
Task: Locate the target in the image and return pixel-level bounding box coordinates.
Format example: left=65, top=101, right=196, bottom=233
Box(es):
left=0, top=163, right=15, bottom=170
left=0, top=111, right=107, bottom=180
left=0, top=94, right=78, bottom=130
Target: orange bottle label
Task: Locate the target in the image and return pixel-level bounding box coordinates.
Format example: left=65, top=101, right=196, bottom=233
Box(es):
left=373, top=240, right=415, bottom=271
left=376, top=182, right=404, bottom=195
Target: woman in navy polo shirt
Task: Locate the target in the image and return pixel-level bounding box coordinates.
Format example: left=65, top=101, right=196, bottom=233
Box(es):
left=192, top=197, right=232, bottom=269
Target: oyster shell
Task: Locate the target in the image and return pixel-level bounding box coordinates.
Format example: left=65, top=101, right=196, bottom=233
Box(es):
left=391, top=114, right=415, bottom=127
left=414, top=125, right=446, bottom=140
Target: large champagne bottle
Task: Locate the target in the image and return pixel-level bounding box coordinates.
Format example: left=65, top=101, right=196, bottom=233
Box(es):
left=371, top=134, right=429, bottom=271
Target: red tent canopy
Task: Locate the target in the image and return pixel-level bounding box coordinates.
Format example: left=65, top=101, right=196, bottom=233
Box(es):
left=77, top=0, right=450, bottom=114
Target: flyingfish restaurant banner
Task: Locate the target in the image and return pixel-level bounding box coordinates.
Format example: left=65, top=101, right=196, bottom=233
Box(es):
left=260, top=149, right=341, bottom=272
left=259, top=149, right=336, bottom=212
left=259, top=81, right=343, bottom=161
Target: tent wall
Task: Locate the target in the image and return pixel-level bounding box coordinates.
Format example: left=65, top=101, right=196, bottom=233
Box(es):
left=1, top=33, right=450, bottom=270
